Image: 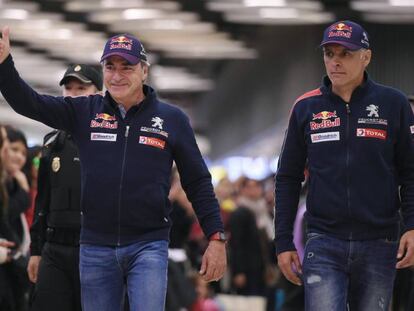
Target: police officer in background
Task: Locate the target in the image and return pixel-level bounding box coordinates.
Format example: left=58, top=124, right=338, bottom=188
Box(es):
left=27, top=64, right=103, bottom=311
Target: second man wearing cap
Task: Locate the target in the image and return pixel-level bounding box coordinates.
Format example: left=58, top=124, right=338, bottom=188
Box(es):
left=275, top=20, right=414, bottom=310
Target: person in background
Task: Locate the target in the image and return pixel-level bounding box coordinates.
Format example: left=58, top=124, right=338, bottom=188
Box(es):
left=0, top=239, right=14, bottom=264
left=275, top=20, right=414, bottom=310
left=0, top=126, right=15, bottom=263
left=276, top=177, right=307, bottom=311
left=228, top=177, right=270, bottom=297
left=27, top=64, right=103, bottom=311
left=1, top=125, right=30, bottom=311
left=214, top=177, right=236, bottom=230
left=0, top=125, right=16, bottom=310
left=0, top=125, right=13, bottom=262
left=166, top=169, right=197, bottom=311
left=190, top=271, right=223, bottom=311
left=22, top=146, right=42, bottom=228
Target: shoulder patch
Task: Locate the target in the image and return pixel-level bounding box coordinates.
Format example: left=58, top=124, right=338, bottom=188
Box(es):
left=294, top=88, right=322, bottom=105
left=43, top=130, right=59, bottom=146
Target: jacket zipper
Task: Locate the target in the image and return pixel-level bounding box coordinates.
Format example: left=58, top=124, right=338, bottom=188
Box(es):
left=117, top=125, right=130, bottom=246
left=115, top=101, right=146, bottom=246
left=345, top=103, right=352, bottom=240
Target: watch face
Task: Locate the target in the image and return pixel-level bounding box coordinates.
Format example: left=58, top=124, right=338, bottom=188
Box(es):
left=218, top=232, right=227, bottom=241
left=210, top=232, right=227, bottom=242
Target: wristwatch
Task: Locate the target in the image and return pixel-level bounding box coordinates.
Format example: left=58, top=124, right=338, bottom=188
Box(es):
left=209, top=232, right=227, bottom=243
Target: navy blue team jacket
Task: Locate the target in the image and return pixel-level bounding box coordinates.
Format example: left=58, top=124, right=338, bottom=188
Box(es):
left=0, top=55, right=223, bottom=246
left=275, top=74, right=414, bottom=255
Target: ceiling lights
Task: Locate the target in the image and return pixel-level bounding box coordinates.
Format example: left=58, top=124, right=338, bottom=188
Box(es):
left=351, top=0, right=414, bottom=23
left=206, top=0, right=333, bottom=25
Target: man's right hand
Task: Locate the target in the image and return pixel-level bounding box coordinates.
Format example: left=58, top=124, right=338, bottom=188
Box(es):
left=277, top=250, right=302, bottom=286
left=0, top=26, right=11, bottom=64
left=27, top=255, right=41, bottom=283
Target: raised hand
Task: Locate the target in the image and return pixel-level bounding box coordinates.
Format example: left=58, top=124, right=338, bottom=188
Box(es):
left=0, top=26, right=11, bottom=64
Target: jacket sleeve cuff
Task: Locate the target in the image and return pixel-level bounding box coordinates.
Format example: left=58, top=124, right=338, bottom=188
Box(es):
left=0, top=54, right=13, bottom=81
left=402, top=210, right=414, bottom=232
left=275, top=235, right=296, bottom=255
left=30, top=243, right=42, bottom=256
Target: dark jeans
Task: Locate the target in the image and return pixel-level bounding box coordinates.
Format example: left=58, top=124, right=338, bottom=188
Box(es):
left=303, top=233, right=398, bottom=311
left=30, top=242, right=81, bottom=311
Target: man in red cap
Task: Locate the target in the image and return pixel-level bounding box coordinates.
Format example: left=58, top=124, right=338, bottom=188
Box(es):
left=0, top=28, right=226, bottom=311
left=275, top=20, right=414, bottom=310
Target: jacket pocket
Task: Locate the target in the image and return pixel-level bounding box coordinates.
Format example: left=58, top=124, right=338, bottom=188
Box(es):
left=123, top=184, right=169, bottom=230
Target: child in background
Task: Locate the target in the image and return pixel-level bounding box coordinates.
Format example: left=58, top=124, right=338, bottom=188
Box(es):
left=190, top=272, right=223, bottom=311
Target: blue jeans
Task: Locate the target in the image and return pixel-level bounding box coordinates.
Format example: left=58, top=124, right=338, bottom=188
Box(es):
left=80, top=240, right=168, bottom=311
left=303, top=233, right=398, bottom=311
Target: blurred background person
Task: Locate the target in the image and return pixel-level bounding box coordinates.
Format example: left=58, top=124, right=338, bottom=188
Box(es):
left=0, top=124, right=17, bottom=309
left=0, top=125, right=30, bottom=311
left=228, top=177, right=273, bottom=297
left=27, top=64, right=103, bottom=311
left=166, top=169, right=198, bottom=311
left=215, top=177, right=237, bottom=231
left=189, top=271, right=223, bottom=311
left=22, top=146, right=42, bottom=228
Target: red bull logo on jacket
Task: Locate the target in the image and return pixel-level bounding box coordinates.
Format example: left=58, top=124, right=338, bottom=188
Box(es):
left=95, top=113, right=116, bottom=121
left=312, top=111, right=337, bottom=120
left=311, top=111, right=340, bottom=130
left=90, top=113, right=118, bottom=129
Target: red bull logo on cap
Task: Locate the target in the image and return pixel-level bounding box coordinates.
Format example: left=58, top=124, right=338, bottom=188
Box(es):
left=328, top=23, right=352, bottom=39
left=111, top=36, right=133, bottom=45
left=332, top=23, right=352, bottom=32
left=110, top=36, right=133, bottom=51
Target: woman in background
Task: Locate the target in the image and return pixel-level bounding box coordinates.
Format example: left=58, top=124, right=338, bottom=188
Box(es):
left=0, top=125, right=31, bottom=311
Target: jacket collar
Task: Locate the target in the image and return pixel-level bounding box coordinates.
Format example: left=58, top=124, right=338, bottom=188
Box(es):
left=321, top=71, right=373, bottom=102
left=103, top=85, right=157, bottom=115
